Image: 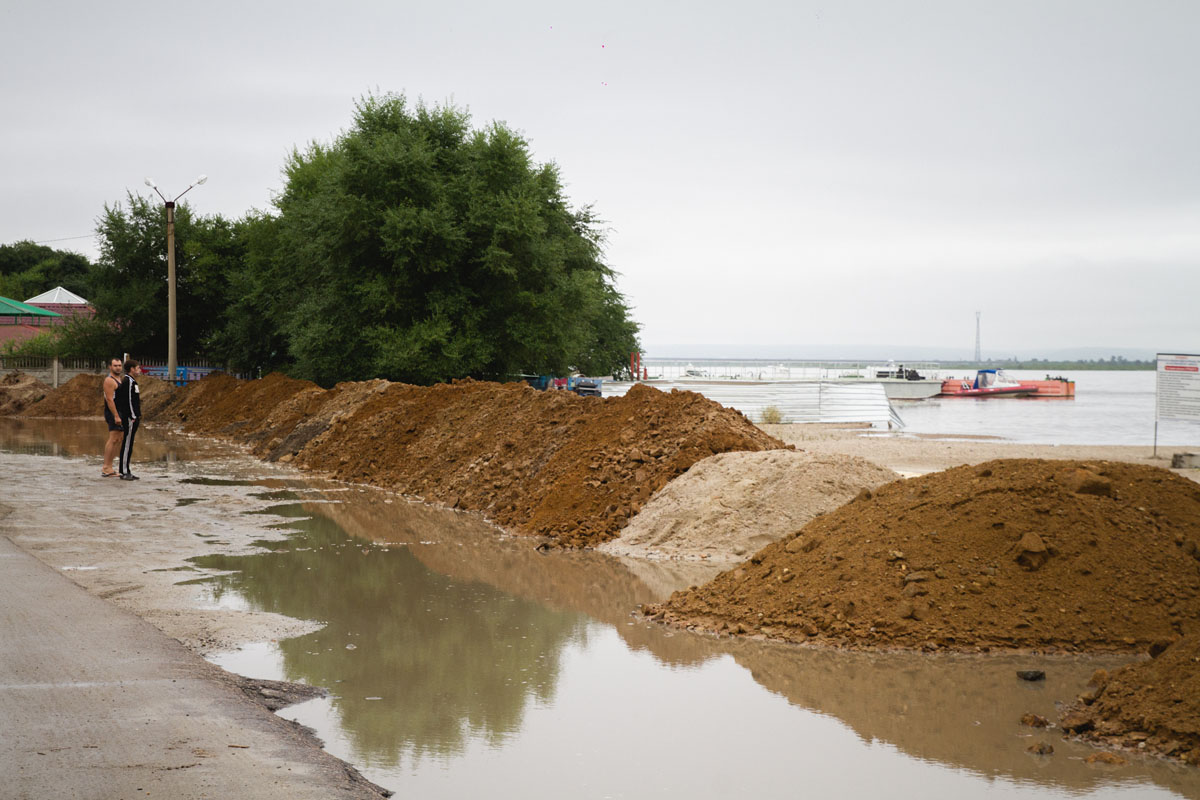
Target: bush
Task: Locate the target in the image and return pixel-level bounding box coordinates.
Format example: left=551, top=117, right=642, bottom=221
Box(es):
left=759, top=405, right=784, bottom=424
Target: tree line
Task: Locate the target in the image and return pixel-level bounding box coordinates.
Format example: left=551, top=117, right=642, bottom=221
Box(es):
left=939, top=357, right=1154, bottom=371
left=1, top=95, right=640, bottom=386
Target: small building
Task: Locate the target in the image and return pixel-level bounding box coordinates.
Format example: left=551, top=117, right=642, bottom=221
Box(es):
left=0, top=296, right=62, bottom=346
left=25, top=286, right=95, bottom=321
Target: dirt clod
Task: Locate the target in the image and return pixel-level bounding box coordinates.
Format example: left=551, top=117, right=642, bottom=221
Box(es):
left=0, top=371, right=50, bottom=415
left=1060, top=635, right=1200, bottom=765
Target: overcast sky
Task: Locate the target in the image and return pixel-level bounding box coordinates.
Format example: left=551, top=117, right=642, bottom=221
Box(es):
left=2, top=0, right=1196, bottom=359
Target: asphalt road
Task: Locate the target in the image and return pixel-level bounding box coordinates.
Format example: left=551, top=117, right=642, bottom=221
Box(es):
left=0, top=529, right=389, bottom=800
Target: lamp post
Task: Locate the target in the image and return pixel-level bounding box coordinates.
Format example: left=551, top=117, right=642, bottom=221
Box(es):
left=144, top=175, right=206, bottom=383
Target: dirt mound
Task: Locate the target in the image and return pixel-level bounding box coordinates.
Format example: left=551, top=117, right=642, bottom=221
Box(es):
left=22, top=373, right=104, bottom=417
left=599, top=450, right=898, bottom=564
left=1061, top=636, right=1200, bottom=765
left=21, top=372, right=176, bottom=419
left=153, top=372, right=317, bottom=437
left=0, top=371, right=51, bottom=415
left=294, top=381, right=785, bottom=547
left=149, top=375, right=786, bottom=548
left=133, top=374, right=175, bottom=418
left=650, top=459, right=1200, bottom=652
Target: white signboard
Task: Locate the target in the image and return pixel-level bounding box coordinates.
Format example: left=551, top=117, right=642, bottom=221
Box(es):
left=1156, top=353, right=1200, bottom=422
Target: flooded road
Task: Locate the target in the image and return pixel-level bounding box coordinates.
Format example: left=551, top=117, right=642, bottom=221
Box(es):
left=5, top=418, right=1200, bottom=799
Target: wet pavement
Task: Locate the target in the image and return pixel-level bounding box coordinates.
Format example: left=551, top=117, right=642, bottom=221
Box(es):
left=4, top=418, right=1200, bottom=799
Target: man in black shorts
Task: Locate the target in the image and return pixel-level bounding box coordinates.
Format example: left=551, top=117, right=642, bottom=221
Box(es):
left=115, top=359, right=142, bottom=481
left=101, top=357, right=123, bottom=477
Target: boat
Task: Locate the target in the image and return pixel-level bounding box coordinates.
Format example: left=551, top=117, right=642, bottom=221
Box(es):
left=939, top=369, right=1038, bottom=398
left=1022, top=375, right=1076, bottom=397
left=860, top=364, right=944, bottom=400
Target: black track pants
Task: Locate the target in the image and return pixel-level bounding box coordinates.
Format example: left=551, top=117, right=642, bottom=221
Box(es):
left=119, top=418, right=139, bottom=476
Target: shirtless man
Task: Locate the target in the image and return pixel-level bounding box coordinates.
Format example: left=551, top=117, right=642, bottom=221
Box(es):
left=101, top=357, right=123, bottom=477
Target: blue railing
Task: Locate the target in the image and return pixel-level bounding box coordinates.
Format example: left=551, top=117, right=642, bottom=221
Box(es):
left=139, top=364, right=220, bottom=384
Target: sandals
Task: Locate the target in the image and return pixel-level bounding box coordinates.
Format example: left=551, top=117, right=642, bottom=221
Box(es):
left=101, top=470, right=118, bottom=478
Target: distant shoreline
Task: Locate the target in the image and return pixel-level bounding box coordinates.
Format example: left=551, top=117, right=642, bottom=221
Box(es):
left=643, top=358, right=1155, bottom=371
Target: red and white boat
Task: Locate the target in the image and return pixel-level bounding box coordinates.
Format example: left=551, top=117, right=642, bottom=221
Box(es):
left=940, top=369, right=1038, bottom=398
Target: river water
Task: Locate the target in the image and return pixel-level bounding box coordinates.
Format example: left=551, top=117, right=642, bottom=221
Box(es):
left=615, top=369, right=1200, bottom=447
left=897, top=370, right=1198, bottom=446
left=5, top=419, right=1200, bottom=799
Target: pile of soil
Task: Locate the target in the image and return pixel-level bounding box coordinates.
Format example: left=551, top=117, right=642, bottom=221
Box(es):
left=150, top=374, right=785, bottom=548
left=0, top=371, right=51, bottom=415
left=19, top=372, right=175, bottom=418
left=21, top=373, right=104, bottom=416
left=1061, top=636, right=1200, bottom=765
left=599, top=450, right=897, bottom=564
left=649, top=459, right=1200, bottom=652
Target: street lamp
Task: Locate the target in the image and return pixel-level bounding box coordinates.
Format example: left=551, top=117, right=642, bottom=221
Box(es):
left=144, top=175, right=207, bottom=383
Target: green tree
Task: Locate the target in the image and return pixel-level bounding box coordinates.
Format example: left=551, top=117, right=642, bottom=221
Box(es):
left=250, top=93, right=639, bottom=385
left=206, top=211, right=291, bottom=376
left=91, top=194, right=236, bottom=359
left=0, top=241, right=93, bottom=301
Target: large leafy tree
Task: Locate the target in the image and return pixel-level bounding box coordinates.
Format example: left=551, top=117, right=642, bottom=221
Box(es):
left=0, top=241, right=93, bottom=302
left=252, top=94, right=639, bottom=385
left=91, top=194, right=237, bottom=359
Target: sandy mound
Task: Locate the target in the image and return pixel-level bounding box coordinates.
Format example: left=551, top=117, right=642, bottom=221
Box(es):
left=0, top=371, right=51, bottom=415
left=599, top=450, right=898, bottom=564
left=1061, top=636, right=1200, bottom=765
left=149, top=374, right=786, bottom=548
left=649, top=459, right=1200, bottom=652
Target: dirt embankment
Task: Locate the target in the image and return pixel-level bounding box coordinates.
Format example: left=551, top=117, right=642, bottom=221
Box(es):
left=1060, top=636, right=1200, bottom=766
left=21, top=372, right=175, bottom=418
left=649, top=459, right=1200, bottom=653
left=0, top=371, right=50, bottom=415
left=143, top=373, right=785, bottom=548
left=600, top=450, right=898, bottom=564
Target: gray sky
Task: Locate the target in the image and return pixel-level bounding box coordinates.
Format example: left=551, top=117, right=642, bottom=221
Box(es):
left=2, top=0, right=1197, bottom=359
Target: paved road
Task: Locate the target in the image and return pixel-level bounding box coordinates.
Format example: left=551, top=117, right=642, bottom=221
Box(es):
left=0, top=531, right=388, bottom=800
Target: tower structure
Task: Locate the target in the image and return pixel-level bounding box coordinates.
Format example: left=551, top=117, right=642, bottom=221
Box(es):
left=974, top=311, right=982, bottom=363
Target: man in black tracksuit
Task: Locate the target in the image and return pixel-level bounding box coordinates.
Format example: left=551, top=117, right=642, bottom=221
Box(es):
left=115, top=359, right=143, bottom=481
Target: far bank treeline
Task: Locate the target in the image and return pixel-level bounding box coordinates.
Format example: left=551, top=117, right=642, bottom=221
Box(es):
left=1, top=95, right=640, bottom=386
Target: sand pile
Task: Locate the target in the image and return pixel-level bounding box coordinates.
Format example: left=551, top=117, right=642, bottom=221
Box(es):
left=1061, top=636, right=1200, bottom=765
left=599, top=450, right=898, bottom=564
left=151, top=374, right=785, bottom=548
left=0, top=371, right=51, bottom=415
left=649, top=459, right=1200, bottom=652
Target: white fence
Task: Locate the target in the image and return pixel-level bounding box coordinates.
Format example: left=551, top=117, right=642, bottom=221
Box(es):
left=604, top=380, right=904, bottom=428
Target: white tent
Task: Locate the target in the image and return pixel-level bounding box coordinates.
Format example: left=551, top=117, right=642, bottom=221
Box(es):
left=25, top=286, right=89, bottom=305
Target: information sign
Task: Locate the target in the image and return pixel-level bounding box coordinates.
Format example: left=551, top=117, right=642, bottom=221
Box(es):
left=1156, top=353, right=1200, bottom=422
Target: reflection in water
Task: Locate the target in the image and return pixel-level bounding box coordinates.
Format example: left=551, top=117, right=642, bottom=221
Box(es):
left=190, top=507, right=587, bottom=766
left=196, top=496, right=1200, bottom=798
left=0, top=416, right=221, bottom=463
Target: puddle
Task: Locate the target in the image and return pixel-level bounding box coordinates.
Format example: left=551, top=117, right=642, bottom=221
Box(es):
left=0, top=416, right=220, bottom=463
left=175, top=497, right=205, bottom=507
left=200, top=493, right=1200, bottom=799
left=181, top=476, right=260, bottom=487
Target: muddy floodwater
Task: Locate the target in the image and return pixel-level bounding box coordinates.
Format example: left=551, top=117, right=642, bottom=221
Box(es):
left=5, top=418, right=1200, bottom=799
